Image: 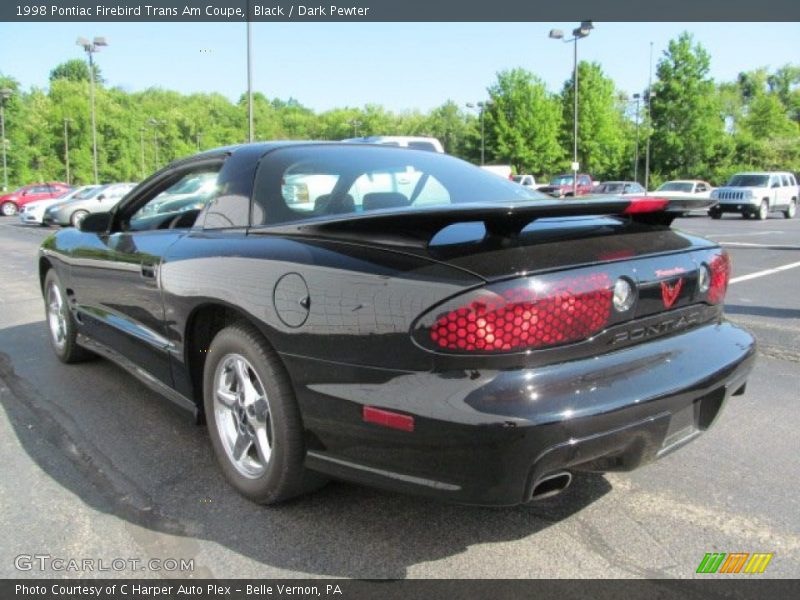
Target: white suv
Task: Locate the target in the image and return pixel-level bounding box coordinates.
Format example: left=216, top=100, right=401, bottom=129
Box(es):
left=709, top=172, right=797, bottom=220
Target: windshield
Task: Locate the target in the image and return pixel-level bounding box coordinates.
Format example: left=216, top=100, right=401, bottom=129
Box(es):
left=598, top=183, right=624, bottom=193
left=253, top=145, right=547, bottom=226
left=72, top=186, right=101, bottom=200
left=727, top=174, right=769, bottom=187
left=550, top=175, right=573, bottom=185
left=658, top=182, right=694, bottom=192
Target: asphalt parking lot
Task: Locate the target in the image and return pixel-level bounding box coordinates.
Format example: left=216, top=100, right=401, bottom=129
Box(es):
left=0, top=214, right=798, bottom=579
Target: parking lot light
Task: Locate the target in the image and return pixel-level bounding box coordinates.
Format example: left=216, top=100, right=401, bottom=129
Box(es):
left=76, top=35, right=109, bottom=185
left=549, top=22, right=594, bottom=197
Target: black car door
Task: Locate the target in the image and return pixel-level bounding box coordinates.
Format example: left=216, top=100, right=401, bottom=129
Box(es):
left=68, top=161, right=224, bottom=386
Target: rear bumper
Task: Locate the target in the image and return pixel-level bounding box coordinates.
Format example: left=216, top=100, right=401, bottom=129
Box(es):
left=287, top=320, right=756, bottom=505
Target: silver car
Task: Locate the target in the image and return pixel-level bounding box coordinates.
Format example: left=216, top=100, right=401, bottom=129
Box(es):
left=19, top=185, right=100, bottom=226
left=44, top=183, right=136, bottom=227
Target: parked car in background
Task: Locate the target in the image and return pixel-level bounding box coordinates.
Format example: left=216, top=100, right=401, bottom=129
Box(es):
left=539, top=174, right=594, bottom=197
left=44, top=182, right=136, bottom=227
left=654, top=180, right=713, bottom=199
left=709, top=172, right=797, bottom=220
left=0, top=182, right=71, bottom=216
left=592, top=181, right=646, bottom=195
left=19, top=185, right=100, bottom=226
left=512, top=174, right=538, bottom=189
left=342, top=135, right=445, bottom=153
left=39, top=142, right=754, bottom=506
left=481, top=165, right=514, bottom=180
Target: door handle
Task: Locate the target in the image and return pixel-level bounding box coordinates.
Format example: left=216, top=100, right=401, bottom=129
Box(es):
left=141, top=264, right=157, bottom=279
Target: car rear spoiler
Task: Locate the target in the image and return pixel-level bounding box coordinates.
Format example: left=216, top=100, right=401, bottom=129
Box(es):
left=255, top=197, right=691, bottom=249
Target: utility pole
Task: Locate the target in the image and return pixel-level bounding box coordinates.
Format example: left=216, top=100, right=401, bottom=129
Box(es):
left=139, top=127, right=146, bottom=179
left=644, top=41, right=654, bottom=192
left=632, top=94, right=641, bottom=183
left=64, top=118, right=72, bottom=185
left=0, top=88, right=11, bottom=192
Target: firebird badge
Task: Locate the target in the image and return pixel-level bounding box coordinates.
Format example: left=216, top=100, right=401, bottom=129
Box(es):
left=661, top=278, right=684, bottom=308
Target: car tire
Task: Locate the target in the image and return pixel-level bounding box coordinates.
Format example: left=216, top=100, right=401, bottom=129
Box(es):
left=70, top=210, right=89, bottom=228
left=1, top=201, right=18, bottom=217
left=757, top=201, right=769, bottom=221
left=709, top=210, right=721, bottom=220
left=784, top=200, right=796, bottom=219
left=43, top=269, right=93, bottom=364
left=203, top=322, right=328, bottom=504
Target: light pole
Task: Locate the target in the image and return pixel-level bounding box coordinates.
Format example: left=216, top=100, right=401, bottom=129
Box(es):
left=196, top=131, right=202, bottom=151
left=466, top=101, right=490, bottom=165
left=139, top=127, right=146, bottom=178
left=0, top=88, right=11, bottom=191
left=349, top=119, right=361, bottom=137
left=549, top=21, right=594, bottom=197
left=246, top=1, right=254, bottom=142
left=644, top=41, right=654, bottom=192
left=63, top=118, right=72, bottom=185
left=76, top=36, right=108, bottom=185
left=148, top=118, right=164, bottom=168
left=632, top=93, right=641, bottom=184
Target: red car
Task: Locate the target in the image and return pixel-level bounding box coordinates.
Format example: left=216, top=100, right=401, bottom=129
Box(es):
left=0, top=182, right=72, bottom=217
left=539, top=173, right=594, bottom=198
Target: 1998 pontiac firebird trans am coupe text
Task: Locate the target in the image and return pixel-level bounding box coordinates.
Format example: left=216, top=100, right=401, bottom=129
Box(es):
left=38, top=143, right=755, bottom=506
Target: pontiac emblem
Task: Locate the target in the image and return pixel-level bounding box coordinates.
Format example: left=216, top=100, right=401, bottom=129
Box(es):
left=661, top=278, right=684, bottom=308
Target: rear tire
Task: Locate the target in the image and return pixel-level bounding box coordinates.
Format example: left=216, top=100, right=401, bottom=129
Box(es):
left=1, top=201, right=17, bottom=217
left=203, top=322, right=327, bottom=504
left=784, top=200, right=796, bottom=219
left=757, top=201, right=769, bottom=221
left=43, top=269, right=92, bottom=363
left=709, top=210, right=721, bottom=220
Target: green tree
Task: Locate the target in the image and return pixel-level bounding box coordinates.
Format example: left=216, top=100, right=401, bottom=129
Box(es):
left=485, top=68, right=563, bottom=174
left=49, top=59, right=103, bottom=84
left=650, top=33, right=726, bottom=179
left=560, top=61, right=628, bottom=178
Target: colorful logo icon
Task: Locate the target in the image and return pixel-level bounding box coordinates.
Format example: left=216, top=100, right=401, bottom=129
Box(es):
left=696, top=552, right=773, bottom=574
left=660, top=278, right=684, bottom=308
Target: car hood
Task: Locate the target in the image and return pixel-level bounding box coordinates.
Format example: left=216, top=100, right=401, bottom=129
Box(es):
left=0, top=193, right=20, bottom=202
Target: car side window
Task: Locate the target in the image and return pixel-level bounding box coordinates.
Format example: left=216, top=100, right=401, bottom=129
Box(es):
left=124, top=168, right=222, bottom=232
left=781, top=175, right=790, bottom=187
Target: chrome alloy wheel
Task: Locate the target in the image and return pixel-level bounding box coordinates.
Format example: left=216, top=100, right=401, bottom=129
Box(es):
left=213, top=354, right=273, bottom=478
left=47, top=281, right=68, bottom=351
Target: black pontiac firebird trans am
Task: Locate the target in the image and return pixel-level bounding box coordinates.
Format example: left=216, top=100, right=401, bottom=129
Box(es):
left=38, top=142, right=755, bottom=506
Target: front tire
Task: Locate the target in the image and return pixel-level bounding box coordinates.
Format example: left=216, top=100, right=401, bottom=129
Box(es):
left=43, top=269, right=92, bottom=363
left=757, top=201, right=769, bottom=220
left=203, top=323, right=326, bottom=504
left=709, top=210, right=721, bottom=220
left=70, top=210, right=89, bottom=228
left=1, top=201, right=18, bottom=217
left=784, top=200, right=796, bottom=219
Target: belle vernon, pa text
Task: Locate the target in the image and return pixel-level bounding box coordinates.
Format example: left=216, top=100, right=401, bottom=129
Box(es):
left=16, top=583, right=344, bottom=597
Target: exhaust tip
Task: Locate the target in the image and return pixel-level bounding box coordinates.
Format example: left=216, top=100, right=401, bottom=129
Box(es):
left=530, top=471, right=572, bottom=501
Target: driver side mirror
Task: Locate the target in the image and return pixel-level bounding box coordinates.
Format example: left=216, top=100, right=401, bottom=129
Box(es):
left=97, top=193, right=106, bottom=201
left=79, top=211, right=111, bottom=233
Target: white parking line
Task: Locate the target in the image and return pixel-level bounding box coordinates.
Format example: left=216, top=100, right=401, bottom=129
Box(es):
left=721, top=242, right=800, bottom=250
left=708, top=231, right=785, bottom=238
left=730, top=260, right=800, bottom=284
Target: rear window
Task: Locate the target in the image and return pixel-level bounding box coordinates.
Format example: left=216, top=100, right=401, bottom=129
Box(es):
left=252, top=145, right=545, bottom=226
left=407, top=141, right=437, bottom=152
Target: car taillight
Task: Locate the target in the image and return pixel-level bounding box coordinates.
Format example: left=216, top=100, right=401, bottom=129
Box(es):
left=428, top=272, right=613, bottom=353
left=708, top=251, right=730, bottom=304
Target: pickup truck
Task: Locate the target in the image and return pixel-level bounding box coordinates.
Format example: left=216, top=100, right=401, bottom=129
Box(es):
left=539, top=173, right=594, bottom=198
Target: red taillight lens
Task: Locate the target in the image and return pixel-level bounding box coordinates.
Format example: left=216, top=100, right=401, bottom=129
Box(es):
left=708, top=252, right=730, bottom=304
left=429, top=273, right=612, bottom=352
left=623, top=197, right=669, bottom=213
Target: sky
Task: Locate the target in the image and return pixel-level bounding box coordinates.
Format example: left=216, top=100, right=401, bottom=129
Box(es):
left=1, top=22, right=799, bottom=112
